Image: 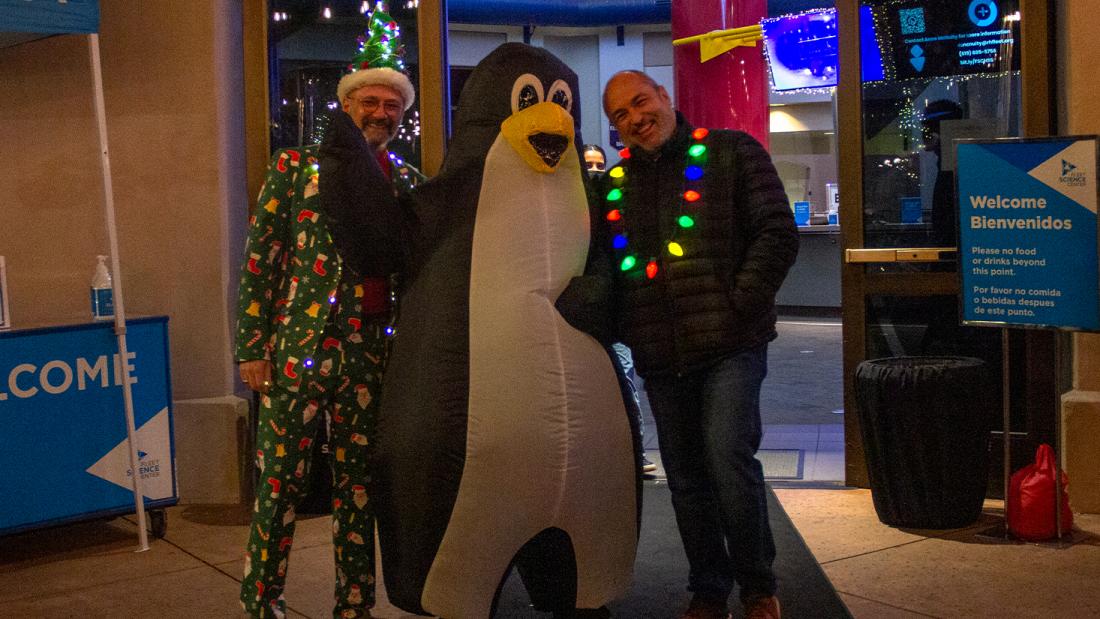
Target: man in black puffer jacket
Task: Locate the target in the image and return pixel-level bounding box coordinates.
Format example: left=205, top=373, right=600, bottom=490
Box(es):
left=598, top=71, right=798, bottom=619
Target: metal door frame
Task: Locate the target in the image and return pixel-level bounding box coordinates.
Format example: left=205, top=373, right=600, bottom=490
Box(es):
left=836, top=0, right=1054, bottom=487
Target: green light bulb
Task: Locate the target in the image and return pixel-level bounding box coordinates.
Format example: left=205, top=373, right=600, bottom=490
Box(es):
left=620, top=255, right=637, bottom=271
left=688, top=144, right=707, bottom=158
left=607, top=188, right=623, bottom=201
left=678, top=215, right=695, bottom=228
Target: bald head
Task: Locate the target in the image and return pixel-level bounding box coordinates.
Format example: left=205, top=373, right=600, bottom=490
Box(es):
left=602, top=70, right=676, bottom=152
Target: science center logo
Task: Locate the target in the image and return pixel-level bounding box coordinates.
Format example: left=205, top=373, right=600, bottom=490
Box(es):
left=1061, top=159, right=1086, bottom=187
left=969, top=0, right=998, bottom=28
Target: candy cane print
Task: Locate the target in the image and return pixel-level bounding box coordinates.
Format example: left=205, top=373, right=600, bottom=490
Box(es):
left=283, top=356, right=299, bottom=380
left=246, top=329, right=264, bottom=348
left=258, top=225, right=274, bottom=243
left=312, top=254, right=328, bottom=276
left=247, top=253, right=263, bottom=275
left=297, top=328, right=316, bottom=347
left=322, top=336, right=341, bottom=351
left=268, top=419, right=288, bottom=436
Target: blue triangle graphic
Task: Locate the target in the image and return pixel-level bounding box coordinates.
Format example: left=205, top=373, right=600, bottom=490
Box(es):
left=911, top=56, right=926, bottom=72
left=1063, top=159, right=1077, bottom=175
left=138, top=450, right=148, bottom=460
left=970, top=141, right=1076, bottom=174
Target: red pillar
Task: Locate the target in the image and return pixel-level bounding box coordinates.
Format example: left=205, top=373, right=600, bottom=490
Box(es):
left=673, top=0, right=770, bottom=149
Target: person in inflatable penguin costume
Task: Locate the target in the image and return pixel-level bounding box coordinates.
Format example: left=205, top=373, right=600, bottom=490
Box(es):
left=322, top=43, right=641, bottom=618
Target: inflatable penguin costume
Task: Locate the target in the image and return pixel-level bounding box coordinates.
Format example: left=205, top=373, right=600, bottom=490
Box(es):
left=375, top=43, right=638, bottom=617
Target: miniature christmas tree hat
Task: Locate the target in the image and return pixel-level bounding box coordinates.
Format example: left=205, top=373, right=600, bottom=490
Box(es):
left=336, top=2, right=415, bottom=110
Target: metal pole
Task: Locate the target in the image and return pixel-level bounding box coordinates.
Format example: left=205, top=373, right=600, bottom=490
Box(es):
left=1054, top=334, right=1064, bottom=543
left=1002, top=328, right=1011, bottom=539
left=88, top=33, right=149, bottom=552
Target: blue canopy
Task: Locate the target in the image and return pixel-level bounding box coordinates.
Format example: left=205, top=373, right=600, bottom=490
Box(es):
left=0, top=0, right=99, bottom=48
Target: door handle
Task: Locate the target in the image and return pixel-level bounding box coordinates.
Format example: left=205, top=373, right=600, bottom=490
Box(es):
left=845, top=248, right=957, bottom=263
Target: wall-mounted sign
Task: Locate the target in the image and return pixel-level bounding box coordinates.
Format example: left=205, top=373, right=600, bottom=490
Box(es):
left=885, top=0, right=1020, bottom=82
left=957, top=137, right=1100, bottom=331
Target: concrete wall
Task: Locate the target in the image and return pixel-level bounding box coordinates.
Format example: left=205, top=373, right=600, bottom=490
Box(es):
left=0, top=0, right=250, bottom=503
left=1059, top=0, right=1100, bottom=514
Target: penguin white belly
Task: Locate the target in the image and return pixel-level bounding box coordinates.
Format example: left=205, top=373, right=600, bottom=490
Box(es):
left=421, top=136, right=637, bottom=617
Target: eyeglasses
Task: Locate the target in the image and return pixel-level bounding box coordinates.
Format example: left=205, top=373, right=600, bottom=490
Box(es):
left=348, top=96, right=403, bottom=115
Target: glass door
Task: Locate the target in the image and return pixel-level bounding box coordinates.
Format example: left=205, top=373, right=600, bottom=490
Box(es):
left=837, top=0, right=1055, bottom=489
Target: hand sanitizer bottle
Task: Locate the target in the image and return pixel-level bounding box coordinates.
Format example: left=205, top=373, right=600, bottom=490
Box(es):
left=91, top=255, right=114, bottom=320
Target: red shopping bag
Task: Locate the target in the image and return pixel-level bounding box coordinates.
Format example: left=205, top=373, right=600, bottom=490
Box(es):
left=1007, top=443, right=1072, bottom=541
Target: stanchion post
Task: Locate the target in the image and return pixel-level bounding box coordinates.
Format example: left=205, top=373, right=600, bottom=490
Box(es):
left=88, top=33, right=149, bottom=552
left=1002, top=328, right=1012, bottom=540
left=1054, top=335, right=1064, bottom=544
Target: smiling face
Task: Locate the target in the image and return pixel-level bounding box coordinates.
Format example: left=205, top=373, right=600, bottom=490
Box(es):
left=603, top=72, right=677, bottom=153
left=341, top=83, right=405, bottom=151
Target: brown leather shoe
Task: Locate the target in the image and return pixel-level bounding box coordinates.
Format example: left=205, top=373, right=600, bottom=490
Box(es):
left=743, top=595, right=781, bottom=619
left=680, top=596, right=731, bottom=619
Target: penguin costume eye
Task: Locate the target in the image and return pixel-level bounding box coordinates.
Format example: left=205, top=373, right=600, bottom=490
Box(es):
left=510, top=73, right=545, bottom=113
left=547, top=80, right=573, bottom=113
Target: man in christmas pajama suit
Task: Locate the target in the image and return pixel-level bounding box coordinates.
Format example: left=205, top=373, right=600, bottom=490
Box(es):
left=235, top=63, right=421, bottom=619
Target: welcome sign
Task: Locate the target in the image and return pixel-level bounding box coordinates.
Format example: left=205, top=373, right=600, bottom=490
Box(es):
left=0, top=317, right=175, bottom=534
left=957, top=137, right=1100, bottom=331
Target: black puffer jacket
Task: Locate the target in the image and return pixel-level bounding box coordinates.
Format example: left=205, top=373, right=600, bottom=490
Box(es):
left=598, top=115, right=799, bottom=378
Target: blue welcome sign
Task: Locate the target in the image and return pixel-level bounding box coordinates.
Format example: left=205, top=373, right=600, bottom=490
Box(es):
left=957, top=137, right=1100, bottom=331
left=0, top=317, right=176, bottom=535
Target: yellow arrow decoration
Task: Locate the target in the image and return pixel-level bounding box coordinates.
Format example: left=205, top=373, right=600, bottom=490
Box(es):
left=673, top=23, right=764, bottom=64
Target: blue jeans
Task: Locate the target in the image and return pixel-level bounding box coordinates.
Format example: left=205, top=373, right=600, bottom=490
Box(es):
left=644, top=344, right=776, bottom=604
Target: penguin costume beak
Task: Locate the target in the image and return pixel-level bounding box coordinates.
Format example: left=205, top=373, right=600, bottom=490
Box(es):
left=500, top=101, right=575, bottom=174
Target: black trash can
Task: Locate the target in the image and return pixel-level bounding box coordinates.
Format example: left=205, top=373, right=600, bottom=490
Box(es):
left=854, top=356, right=993, bottom=529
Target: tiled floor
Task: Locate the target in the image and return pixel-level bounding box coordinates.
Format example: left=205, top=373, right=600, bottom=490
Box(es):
left=3, top=491, right=1097, bottom=618
left=11, top=317, right=1094, bottom=617
left=637, top=317, right=847, bottom=484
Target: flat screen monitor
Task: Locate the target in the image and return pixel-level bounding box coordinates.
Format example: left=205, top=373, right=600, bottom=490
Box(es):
left=762, top=6, right=884, bottom=92
left=884, top=0, right=1020, bottom=81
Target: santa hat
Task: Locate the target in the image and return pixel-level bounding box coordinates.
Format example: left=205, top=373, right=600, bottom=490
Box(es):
left=338, top=67, right=415, bottom=111
left=336, top=4, right=414, bottom=111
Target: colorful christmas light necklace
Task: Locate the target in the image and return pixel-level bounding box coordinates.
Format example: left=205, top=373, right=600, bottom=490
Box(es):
left=605, top=127, right=711, bottom=279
